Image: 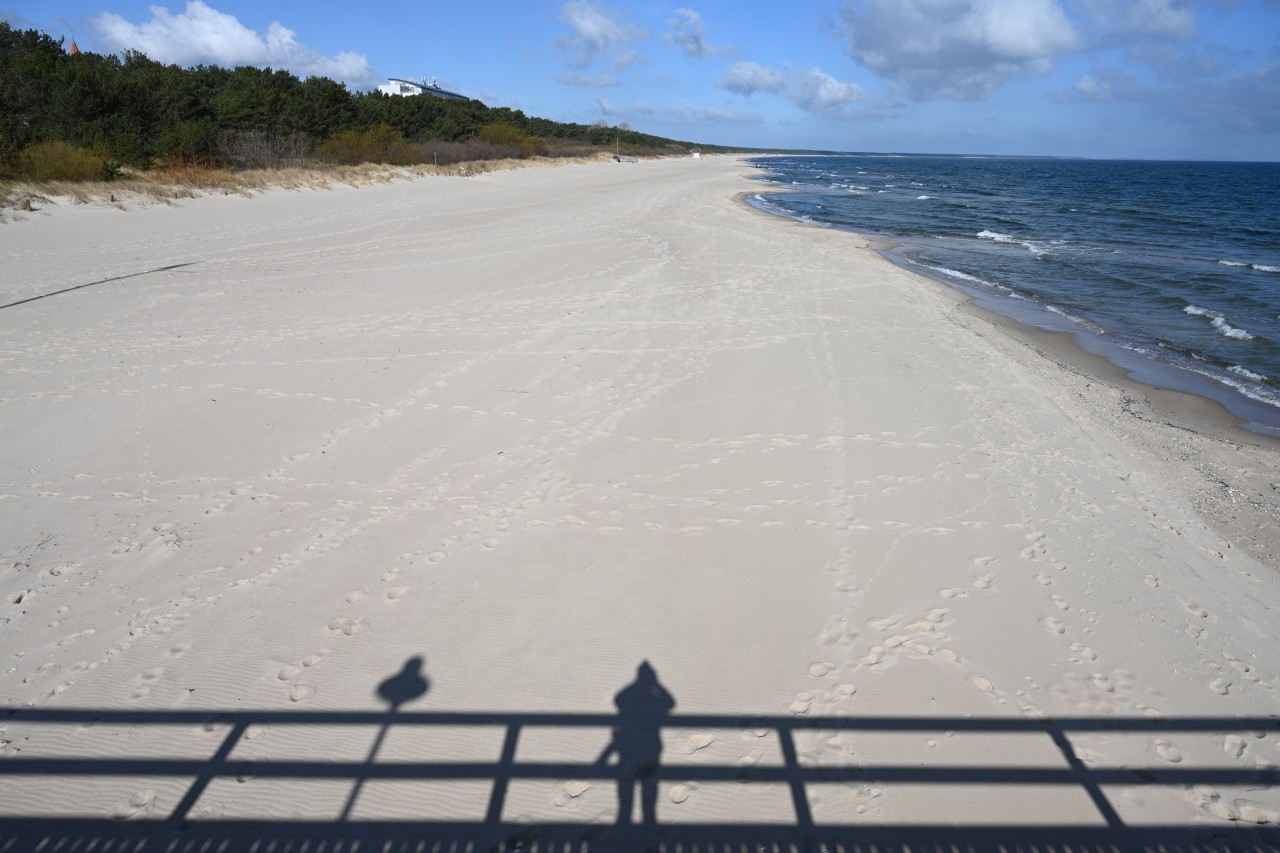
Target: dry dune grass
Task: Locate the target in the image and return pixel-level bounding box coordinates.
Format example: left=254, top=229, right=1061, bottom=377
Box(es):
left=0, top=152, right=621, bottom=223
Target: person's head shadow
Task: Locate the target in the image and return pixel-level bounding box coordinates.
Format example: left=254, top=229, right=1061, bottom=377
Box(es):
left=377, top=656, right=430, bottom=711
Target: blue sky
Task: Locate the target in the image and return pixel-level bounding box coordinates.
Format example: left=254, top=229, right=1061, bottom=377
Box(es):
left=3, top=0, right=1279, bottom=160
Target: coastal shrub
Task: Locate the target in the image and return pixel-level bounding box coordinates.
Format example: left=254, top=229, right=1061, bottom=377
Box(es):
left=475, top=124, right=538, bottom=158
left=318, top=124, right=419, bottom=166
left=11, top=141, right=119, bottom=181
left=220, top=130, right=313, bottom=170
left=420, top=139, right=530, bottom=166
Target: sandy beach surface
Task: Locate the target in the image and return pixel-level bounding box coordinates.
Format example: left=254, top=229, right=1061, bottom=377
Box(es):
left=2, top=156, right=1279, bottom=850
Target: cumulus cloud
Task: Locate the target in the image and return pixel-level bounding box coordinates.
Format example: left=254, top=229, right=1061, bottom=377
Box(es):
left=557, top=71, right=619, bottom=87
left=90, top=1, right=377, bottom=87
left=594, top=93, right=756, bottom=123
left=1125, top=42, right=1225, bottom=80
left=1063, top=60, right=1280, bottom=135
left=557, top=0, right=647, bottom=70
left=840, top=0, right=1080, bottom=100
left=1075, top=0, right=1197, bottom=40
left=1, top=10, right=35, bottom=28
left=720, top=61, right=787, bottom=95
left=719, top=61, right=866, bottom=112
left=662, top=8, right=730, bottom=58
left=789, top=67, right=867, bottom=111
left=1060, top=65, right=1139, bottom=101
left=664, top=8, right=705, bottom=57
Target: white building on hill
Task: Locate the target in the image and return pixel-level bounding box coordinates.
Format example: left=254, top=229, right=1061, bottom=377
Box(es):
left=376, top=77, right=469, bottom=101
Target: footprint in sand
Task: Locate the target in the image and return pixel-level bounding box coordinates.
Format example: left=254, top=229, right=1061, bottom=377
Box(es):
left=788, top=692, right=816, bottom=714
left=668, top=783, right=697, bottom=804
left=327, top=617, right=364, bottom=637
left=866, top=615, right=902, bottom=632
left=683, top=734, right=716, bottom=754
left=1209, top=678, right=1231, bottom=696
left=1155, top=740, right=1183, bottom=763
left=112, top=788, right=155, bottom=820
left=552, top=780, right=591, bottom=807
left=969, top=676, right=996, bottom=693
left=1069, top=642, right=1098, bottom=661
left=1223, top=655, right=1251, bottom=674
left=1041, top=616, right=1066, bottom=634
left=819, top=615, right=853, bottom=646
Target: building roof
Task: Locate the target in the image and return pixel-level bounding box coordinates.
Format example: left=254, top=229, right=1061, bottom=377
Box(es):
left=380, top=78, right=469, bottom=101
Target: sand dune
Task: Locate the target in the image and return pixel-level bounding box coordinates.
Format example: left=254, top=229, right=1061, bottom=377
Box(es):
left=1, top=157, right=1278, bottom=849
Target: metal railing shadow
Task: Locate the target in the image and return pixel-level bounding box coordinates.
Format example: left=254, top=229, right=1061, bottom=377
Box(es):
left=2, top=662, right=1279, bottom=852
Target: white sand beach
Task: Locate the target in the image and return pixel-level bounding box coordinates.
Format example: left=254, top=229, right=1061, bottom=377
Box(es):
left=2, top=156, right=1279, bottom=849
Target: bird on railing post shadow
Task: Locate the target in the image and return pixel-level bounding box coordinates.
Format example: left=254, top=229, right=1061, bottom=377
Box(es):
left=340, top=656, right=430, bottom=821
left=596, top=661, right=675, bottom=827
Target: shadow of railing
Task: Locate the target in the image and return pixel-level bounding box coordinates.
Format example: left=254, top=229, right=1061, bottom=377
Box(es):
left=4, top=702, right=1280, bottom=852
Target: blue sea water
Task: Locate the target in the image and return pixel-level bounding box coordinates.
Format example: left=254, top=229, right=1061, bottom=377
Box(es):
left=747, top=155, right=1280, bottom=435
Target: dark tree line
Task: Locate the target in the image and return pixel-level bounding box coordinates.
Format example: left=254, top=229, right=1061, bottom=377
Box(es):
left=0, top=23, right=708, bottom=176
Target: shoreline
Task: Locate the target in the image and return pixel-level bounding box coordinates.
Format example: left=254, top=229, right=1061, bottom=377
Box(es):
left=735, top=185, right=1280, bottom=567
left=740, top=163, right=1280, bottom=441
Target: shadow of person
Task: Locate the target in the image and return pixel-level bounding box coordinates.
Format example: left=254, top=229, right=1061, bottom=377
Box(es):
left=596, top=661, right=675, bottom=827
left=340, top=656, right=430, bottom=820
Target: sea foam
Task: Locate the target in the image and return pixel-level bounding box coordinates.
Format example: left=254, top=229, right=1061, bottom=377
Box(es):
left=1229, top=364, right=1269, bottom=381
left=1184, top=305, right=1255, bottom=340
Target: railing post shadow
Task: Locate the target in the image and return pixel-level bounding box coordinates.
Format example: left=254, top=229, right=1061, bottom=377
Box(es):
left=1046, top=720, right=1124, bottom=829
left=168, top=718, right=247, bottom=824
left=776, top=722, right=814, bottom=828
left=486, top=722, right=521, bottom=824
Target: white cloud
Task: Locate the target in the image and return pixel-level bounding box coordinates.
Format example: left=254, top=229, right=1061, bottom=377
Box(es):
left=720, top=61, right=787, bottom=95
left=557, top=71, right=619, bottom=87
left=1076, top=0, right=1197, bottom=40
left=90, top=1, right=377, bottom=87
left=719, top=62, right=866, bottom=113
left=1061, top=60, right=1280, bottom=136
left=1061, top=65, right=1138, bottom=101
left=840, top=0, right=1080, bottom=100
left=557, top=1, right=647, bottom=70
left=1125, top=42, right=1225, bottom=80
left=594, top=93, right=757, bottom=124
left=789, top=67, right=866, bottom=111
left=664, top=8, right=706, bottom=57
left=662, top=8, right=731, bottom=58
left=1, top=10, right=36, bottom=28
